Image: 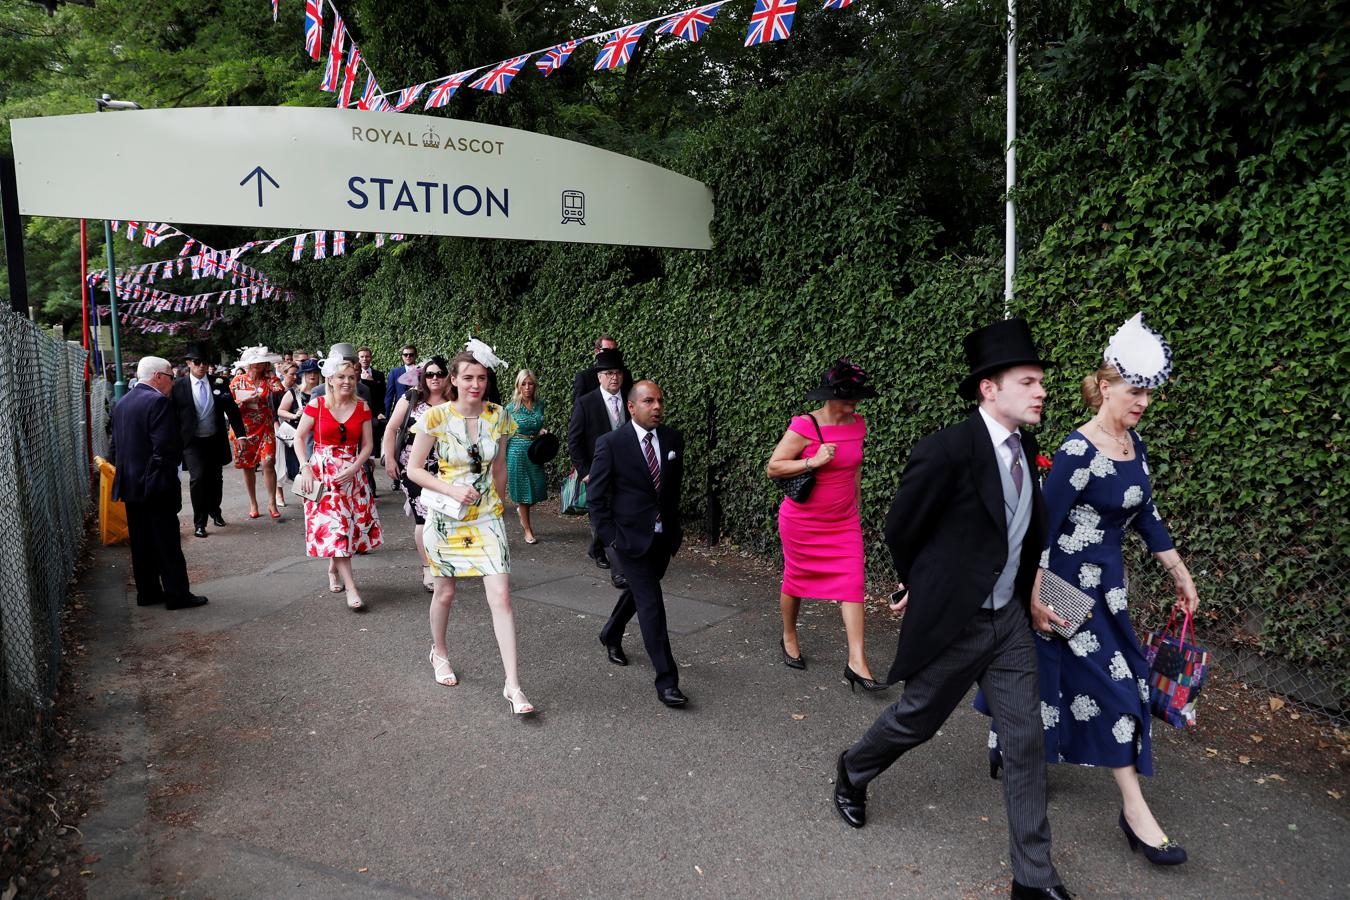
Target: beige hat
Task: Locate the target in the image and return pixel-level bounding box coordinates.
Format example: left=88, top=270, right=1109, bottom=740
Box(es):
left=236, top=345, right=282, bottom=367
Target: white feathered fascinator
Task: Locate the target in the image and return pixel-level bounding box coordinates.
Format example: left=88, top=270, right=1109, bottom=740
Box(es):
left=1104, top=313, right=1173, bottom=389
left=465, top=338, right=507, bottom=370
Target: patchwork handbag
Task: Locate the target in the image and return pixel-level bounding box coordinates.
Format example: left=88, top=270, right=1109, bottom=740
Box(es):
left=1038, top=570, right=1097, bottom=640
left=1144, top=609, right=1211, bottom=729
left=771, top=414, right=825, bottom=503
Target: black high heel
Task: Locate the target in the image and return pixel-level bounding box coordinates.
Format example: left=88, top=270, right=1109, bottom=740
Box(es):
left=843, top=665, right=888, bottom=693
left=988, top=746, right=1003, bottom=780
left=781, top=638, right=806, bottom=670
left=1119, top=810, right=1187, bottom=865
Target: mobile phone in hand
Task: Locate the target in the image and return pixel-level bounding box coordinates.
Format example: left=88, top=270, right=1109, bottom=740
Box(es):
left=889, top=587, right=909, bottom=605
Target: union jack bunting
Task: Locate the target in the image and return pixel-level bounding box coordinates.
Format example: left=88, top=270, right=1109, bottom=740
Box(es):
left=594, top=24, right=648, bottom=70
left=656, top=4, right=724, bottom=42
left=469, top=55, right=532, bottom=94
left=292, top=233, right=308, bottom=261
left=314, top=231, right=327, bottom=259
left=179, top=239, right=195, bottom=257
left=332, top=231, right=347, bottom=255
left=424, top=70, right=477, bottom=109
left=320, top=14, right=345, bottom=91
left=141, top=222, right=162, bottom=247
left=370, top=93, right=391, bottom=112
left=821, top=0, right=852, bottom=7
left=375, top=233, right=386, bottom=247
left=536, top=40, right=580, bottom=77
left=744, top=0, right=796, bottom=46
left=125, top=221, right=139, bottom=240
left=272, top=0, right=279, bottom=22
left=357, top=73, right=379, bottom=110
left=304, top=0, right=323, bottom=61
left=189, top=255, right=202, bottom=279
left=394, top=83, right=427, bottom=111
left=338, top=45, right=362, bottom=107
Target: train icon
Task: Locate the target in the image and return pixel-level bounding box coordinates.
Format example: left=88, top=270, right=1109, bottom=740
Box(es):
left=561, top=190, right=586, bottom=225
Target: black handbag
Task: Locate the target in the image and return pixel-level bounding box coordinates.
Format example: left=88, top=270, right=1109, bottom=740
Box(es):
left=771, top=414, right=825, bottom=503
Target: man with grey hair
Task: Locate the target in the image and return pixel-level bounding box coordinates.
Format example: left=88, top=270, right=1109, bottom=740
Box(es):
left=110, top=357, right=208, bottom=610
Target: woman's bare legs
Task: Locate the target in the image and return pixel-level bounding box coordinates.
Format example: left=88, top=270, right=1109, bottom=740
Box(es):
left=780, top=592, right=802, bottom=658
left=241, top=467, right=259, bottom=516
left=263, top=465, right=279, bottom=516
left=483, top=574, right=523, bottom=690
left=840, top=601, right=875, bottom=680
left=1114, top=765, right=1168, bottom=846
left=516, top=503, right=536, bottom=542
left=429, top=576, right=457, bottom=657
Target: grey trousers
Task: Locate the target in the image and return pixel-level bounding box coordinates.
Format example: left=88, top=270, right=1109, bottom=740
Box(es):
left=843, top=602, right=1059, bottom=888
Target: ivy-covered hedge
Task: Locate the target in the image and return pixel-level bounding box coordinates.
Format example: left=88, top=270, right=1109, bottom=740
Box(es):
left=241, top=1, right=1347, bottom=694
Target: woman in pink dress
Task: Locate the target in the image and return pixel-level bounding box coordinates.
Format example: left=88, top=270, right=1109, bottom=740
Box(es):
left=767, top=358, right=886, bottom=691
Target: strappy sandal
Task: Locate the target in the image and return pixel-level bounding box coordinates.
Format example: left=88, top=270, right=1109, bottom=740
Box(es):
left=421, top=566, right=435, bottom=593
left=429, top=648, right=457, bottom=686
left=503, top=685, right=536, bottom=716
left=327, top=571, right=343, bottom=593
left=346, top=591, right=366, bottom=612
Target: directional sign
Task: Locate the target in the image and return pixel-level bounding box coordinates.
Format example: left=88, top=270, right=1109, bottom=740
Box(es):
left=10, top=107, right=713, bottom=250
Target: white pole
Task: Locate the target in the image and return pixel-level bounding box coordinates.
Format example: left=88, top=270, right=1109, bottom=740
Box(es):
left=1004, top=0, right=1017, bottom=316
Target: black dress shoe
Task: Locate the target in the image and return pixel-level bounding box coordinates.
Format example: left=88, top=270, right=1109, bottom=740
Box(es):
left=833, top=751, right=866, bottom=828
left=135, top=594, right=165, bottom=607
left=781, top=638, right=806, bottom=670
left=211, top=513, right=226, bottom=527
left=194, top=526, right=208, bottom=538
left=610, top=572, right=628, bottom=590
left=1010, top=881, right=1076, bottom=899
left=604, top=642, right=628, bottom=666
left=657, top=687, right=688, bottom=708
left=593, top=554, right=611, bottom=570
left=165, top=594, right=209, bottom=610
left=1119, top=810, right=1187, bottom=865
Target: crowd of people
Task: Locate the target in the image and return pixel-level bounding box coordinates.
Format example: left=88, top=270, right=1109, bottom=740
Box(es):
left=107, top=314, right=1199, bottom=896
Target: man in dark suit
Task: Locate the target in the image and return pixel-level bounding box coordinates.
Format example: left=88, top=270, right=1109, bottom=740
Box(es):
left=587, top=380, right=688, bottom=708
left=172, top=344, right=245, bottom=538
left=832, top=319, right=1075, bottom=900
left=384, top=343, right=418, bottom=420
left=357, top=346, right=388, bottom=419
left=110, top=356, right=208, bottom=610
left=568, top=347, right=632, bottom=584
left=570, top=335, right=634, bottom=408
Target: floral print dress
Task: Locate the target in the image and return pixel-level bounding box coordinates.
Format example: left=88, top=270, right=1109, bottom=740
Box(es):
left=230, top=371, right=283, bottom=469
left=412, top=402, right=517, bottom=578
left=981, top=429, right=1173, bottom=774
left=302, top=397, right=383, bottom=559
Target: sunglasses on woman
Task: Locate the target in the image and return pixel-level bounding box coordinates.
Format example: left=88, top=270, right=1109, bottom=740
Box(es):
left=467, top=443, right=482, bottom=474
left=424, top=370, right=446, bottom=379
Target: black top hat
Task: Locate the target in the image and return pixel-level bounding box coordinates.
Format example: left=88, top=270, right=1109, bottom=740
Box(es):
left=957, top=318, right=1054, bottom=401
left=806, top=358, right=879, bottom=402
left=592, top=348, right=626, bottom=372
left=183, top=343, right=209, bottom=362
left=527, top=432, right=561, bottom=465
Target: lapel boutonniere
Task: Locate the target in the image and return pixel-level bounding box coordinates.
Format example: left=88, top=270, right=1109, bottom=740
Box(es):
left=1036, top=453, right=1053, bottom=485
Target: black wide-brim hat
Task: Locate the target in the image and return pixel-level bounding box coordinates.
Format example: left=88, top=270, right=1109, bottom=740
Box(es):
left=805, top=358, right=879, bottom=402
left=527, top=432, right=561, bottom=465
left=183, top=342, right=209, bottom=362
left=592, top=348, right=626, bottom=372
left=957, top=317, right=1054, bottom=401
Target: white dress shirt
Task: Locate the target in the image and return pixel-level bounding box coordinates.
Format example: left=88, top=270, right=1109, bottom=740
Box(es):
left=978, top=406, right=1023, bottom=474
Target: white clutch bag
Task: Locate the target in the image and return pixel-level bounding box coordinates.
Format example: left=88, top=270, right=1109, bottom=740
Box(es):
left=421, top=478, right=477, bottom=520
left=291, top=475, right=324, bottom=502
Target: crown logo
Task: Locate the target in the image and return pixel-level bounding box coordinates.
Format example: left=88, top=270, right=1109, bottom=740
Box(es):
left=421, top=127, right=441, bottom=149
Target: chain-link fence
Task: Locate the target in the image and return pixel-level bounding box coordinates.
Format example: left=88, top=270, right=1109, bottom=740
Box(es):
left=0, top=310, right=92, bottom=826
left=1124, top=533, right=1347, bottom=726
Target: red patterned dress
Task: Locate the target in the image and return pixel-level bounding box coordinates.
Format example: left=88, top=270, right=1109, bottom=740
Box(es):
left=230, top=371, right=283, bottom=469
left=302, top=396, right=383, bottom=558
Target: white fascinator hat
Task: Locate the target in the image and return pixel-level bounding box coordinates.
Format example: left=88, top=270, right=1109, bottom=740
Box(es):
left=235, top=345, right=282, bottom=368
left=1104, top=313, right=1173, bottom=389
left=465, top=337, right=507, bottom=370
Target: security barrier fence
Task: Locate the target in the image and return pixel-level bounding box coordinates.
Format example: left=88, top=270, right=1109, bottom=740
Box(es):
left=0, top=311, right=92, bottom=839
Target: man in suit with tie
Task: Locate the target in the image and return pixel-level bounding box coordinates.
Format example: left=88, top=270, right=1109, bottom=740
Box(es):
left=568, top=347, right=632, bottom=584
left=110, top=357, right=208, bottom=610
left=832, top=319, right=1076, bottom=900
left=571, top=335, right=634, bottom=408
left=587, top=380, right=688, bottom=708
left=172, top=344, right=245, bottom=538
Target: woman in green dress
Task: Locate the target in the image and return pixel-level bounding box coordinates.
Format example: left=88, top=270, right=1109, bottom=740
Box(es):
left=505, top=369, right=548, bottom=544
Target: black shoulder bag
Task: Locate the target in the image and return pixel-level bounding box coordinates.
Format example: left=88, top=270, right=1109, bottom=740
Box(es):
left=771, top=414, right=825, bottom=503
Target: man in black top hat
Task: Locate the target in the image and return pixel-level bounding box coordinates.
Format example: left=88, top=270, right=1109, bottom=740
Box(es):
left=568, top=346, right=631, bottom=585
left=171, top=344, right=245, bottom=538
left=570, top=335, right=633, bottom=408
left=832, top=318, right=1076, bottom=900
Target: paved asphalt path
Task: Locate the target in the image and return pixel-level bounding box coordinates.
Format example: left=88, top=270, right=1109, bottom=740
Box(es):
left=71, top=472, right=1347, bottom=898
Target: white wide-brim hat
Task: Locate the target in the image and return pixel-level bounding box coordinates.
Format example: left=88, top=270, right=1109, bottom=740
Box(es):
left=236, top=345, right=283, bottom=368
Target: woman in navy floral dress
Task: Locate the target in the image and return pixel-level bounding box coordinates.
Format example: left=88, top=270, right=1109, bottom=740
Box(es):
left=981, top=315, right=1200, bottom=867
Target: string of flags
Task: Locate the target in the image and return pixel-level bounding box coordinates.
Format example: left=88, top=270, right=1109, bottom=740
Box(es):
left=87, top=274, right=290, bottom=310
left=99, top=307, right=226, bottom=336
left=278, top=0, right=855, bottom=114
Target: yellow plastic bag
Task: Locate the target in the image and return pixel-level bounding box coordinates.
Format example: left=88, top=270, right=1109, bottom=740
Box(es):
left=95, top=456, right=129, bottom=545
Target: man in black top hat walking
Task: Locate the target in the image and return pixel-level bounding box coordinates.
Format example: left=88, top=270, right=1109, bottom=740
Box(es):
left=832, top=318, right=1076, bottom=900
left=568, top=346, right=632, bottom=586
left=171, top=344, right=245, bottom=538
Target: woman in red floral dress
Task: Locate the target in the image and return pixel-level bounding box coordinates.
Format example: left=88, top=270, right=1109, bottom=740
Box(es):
left=230, top=346, right=285, bottom=519
left=294, top=358, right=383, bottom=610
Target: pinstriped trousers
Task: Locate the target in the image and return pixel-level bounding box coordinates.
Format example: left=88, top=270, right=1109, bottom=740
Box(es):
left=843, top=602, right=1059, bottom=889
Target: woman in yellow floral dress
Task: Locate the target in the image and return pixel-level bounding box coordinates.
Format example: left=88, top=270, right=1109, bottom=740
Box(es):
left=407, top=350, right=535, bottom=715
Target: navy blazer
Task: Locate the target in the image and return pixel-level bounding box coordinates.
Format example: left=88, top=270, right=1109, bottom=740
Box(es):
left=385, top=366, right=410, bottom=416
left=110, top=383, right=184, bottom=503
left=881, top=411, right=1045, bottom=683
left=588, top=423, right=684, bottom=558
left=567, top=387, right=629, bottom=479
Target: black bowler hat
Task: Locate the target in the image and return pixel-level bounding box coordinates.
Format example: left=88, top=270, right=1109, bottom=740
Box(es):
left=527, top=432, right=561, bottom=465
left=805, top=358, right=879, bottom=402
left=592, top=348, right=626, bottom=372
left=957, top=317, right=1054, bottom=401
left=183, top=343, right=209, bottom=362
